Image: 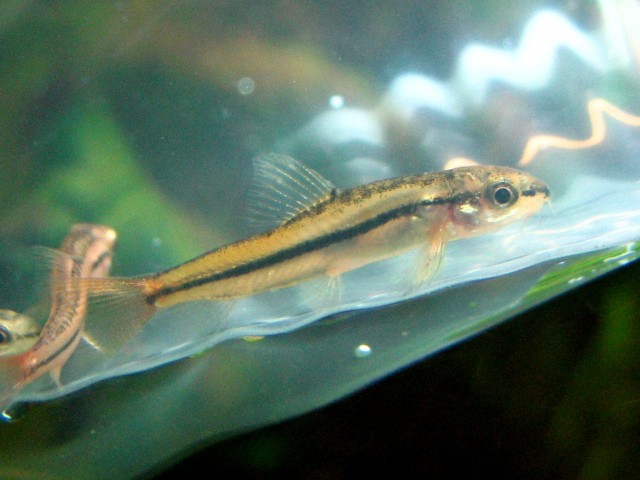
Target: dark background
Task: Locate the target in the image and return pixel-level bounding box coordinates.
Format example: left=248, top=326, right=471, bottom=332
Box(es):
left=156, top=260, right=640, bottom=479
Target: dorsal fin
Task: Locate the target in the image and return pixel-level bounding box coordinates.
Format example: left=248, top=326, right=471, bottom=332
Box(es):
left=245, top=153, right=335, bottom=232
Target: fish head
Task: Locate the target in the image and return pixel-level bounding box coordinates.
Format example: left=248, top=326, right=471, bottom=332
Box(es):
left=68, top=224, right=118, bottom=278
left=0, top=310, right=39, bottom=357
left=445, top=165, right=550, bottom=238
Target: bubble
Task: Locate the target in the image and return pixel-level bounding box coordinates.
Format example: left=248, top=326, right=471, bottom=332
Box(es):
left=329, top=95, right=344, bottom=109
left=354, top=344, right=372, bottom=358
left=237, top=77, right=255, bottom=95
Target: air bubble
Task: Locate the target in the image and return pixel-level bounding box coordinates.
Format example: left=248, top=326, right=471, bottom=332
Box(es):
left=354, top=344, right=372, bottom=358
left=237, top=77, right=255, bottom=95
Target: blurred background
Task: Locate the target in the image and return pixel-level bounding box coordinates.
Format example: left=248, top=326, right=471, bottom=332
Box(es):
left=0, top=1, right=639, bottom=478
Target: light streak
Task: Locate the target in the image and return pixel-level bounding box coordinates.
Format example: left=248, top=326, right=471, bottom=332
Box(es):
left=518, top=98, right=640, bottom=166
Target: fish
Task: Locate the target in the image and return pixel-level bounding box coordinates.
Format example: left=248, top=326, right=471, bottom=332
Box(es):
left=143, top=154, right=549, bottom=305
left=57, top=154, right=549, bottom=351
left=0, top=310, right=40, bottom=357
left=0, top=224, right=117, bottom=415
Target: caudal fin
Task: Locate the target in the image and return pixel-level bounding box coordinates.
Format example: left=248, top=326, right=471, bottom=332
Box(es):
left=77, top=277, right=157, bottom=353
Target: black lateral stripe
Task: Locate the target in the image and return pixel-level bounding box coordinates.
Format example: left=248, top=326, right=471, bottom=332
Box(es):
left=150, top=191, right=476, bottom=302
left=28, top=327, right=81, bottom=376
left=91, top=251, right=112, bottom=273
left=19, top=332, right=40, bottom=339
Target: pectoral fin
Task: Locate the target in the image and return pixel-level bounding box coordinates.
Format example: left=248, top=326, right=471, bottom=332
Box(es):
left=411, top=228, right=446, bottom=291
left=49, top=367, right=63, bottom=388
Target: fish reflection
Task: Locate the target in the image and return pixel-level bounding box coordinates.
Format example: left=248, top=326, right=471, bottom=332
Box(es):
left=0, top=224, right=117, bottom=416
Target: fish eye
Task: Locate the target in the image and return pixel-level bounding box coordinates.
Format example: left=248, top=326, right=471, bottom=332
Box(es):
left=0, top=325, right=11, bottom=345
left=487, top=181, right=518, bottom=208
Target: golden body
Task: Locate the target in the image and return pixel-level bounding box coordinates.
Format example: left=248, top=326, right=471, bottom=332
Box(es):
left=142, top=157, right=549, bottom=308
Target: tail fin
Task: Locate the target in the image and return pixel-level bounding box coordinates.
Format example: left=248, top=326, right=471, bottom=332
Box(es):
left=78, top=277, right=157, bottom=353
left=0, top=354, right=24, bottom=421
left=29, top=244, right=156, bottom=359
left=0, top=277, right=156, bottom=421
